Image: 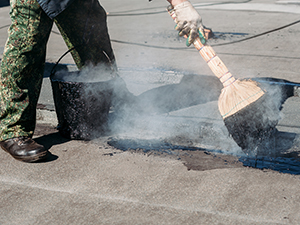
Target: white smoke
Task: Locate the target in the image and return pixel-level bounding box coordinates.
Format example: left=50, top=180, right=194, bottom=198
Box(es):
left=53, top=64, right=288, bottom=158
left=107, top=67, right=244, bottom=155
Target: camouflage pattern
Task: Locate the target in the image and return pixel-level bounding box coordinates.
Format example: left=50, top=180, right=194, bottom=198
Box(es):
left=0, top=0, right=115, bottom=141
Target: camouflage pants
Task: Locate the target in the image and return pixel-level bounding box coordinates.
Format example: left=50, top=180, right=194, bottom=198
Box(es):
left=0, top=0, right=115, bottom=141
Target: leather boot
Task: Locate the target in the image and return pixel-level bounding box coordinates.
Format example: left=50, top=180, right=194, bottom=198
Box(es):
left=0, top=137, right=47, bottom=162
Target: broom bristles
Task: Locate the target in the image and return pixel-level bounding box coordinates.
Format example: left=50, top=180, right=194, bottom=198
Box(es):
left=218, top=79, right=265, bottom=119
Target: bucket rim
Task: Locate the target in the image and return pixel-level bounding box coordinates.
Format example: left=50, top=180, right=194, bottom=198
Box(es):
left=50, top=69, right=115, bottom=84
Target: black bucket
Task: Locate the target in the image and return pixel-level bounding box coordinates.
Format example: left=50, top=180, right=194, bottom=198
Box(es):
left=50, top=69, right=115, bottom=140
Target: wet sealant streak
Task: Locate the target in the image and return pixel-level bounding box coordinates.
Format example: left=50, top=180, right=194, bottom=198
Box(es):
left=240, top=156, right=300, bottom=175
left=108, top=137, right=300, bottom=175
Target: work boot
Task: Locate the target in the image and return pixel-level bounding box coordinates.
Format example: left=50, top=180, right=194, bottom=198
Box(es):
left=0, top=137, right=47, bottom=163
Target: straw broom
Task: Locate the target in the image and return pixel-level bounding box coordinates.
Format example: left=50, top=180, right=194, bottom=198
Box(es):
left=167, top=6, right=279, bottom=152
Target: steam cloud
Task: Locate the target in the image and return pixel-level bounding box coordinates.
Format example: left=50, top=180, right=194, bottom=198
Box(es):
left=55, top=64, right=286, bottom=157
left=107, top=70, right=284, bottom=157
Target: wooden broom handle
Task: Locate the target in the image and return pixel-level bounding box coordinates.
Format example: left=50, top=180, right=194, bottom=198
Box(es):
left=167, top=6, right=236, bottom=87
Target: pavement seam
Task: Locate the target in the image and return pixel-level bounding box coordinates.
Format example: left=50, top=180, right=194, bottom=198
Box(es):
left=0, top=178, right=287, bottom=224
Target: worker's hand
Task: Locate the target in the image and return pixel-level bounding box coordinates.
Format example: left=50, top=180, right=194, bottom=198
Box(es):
left=173, top=1, right=205, bottom=46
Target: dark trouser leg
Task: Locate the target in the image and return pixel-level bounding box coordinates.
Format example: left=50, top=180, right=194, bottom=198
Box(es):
left=54, top=0, right=138, bottom=115
left=54, top=0, right=116, bottom=70
left=0, top=0, right=53, bottom=141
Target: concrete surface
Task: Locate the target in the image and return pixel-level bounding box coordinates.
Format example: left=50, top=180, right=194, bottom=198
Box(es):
left=1, top=0, right=300, bottom=224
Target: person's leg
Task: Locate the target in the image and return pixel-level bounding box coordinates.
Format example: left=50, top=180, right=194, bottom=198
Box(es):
left=0, top=0, right=53, bottom=141
left=54, top=0, right=116, bottom=70
left=54, top=0, right=141, bottom=118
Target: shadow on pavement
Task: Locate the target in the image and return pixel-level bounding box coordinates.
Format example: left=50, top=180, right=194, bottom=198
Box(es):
left=35, top=132, right=70, bottom=150
left=137, top=74, right=222, bottom=114
left=0, top=0, right=9, bottom=7
left=44, top=62, right=69, bottom=78
left=33, top=124, right=71, bottom=163
left=34, top=151, right=59, bottom=163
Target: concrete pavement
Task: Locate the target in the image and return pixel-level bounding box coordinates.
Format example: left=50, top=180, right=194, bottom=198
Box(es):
left=1, top=0, right=300, bottom=224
